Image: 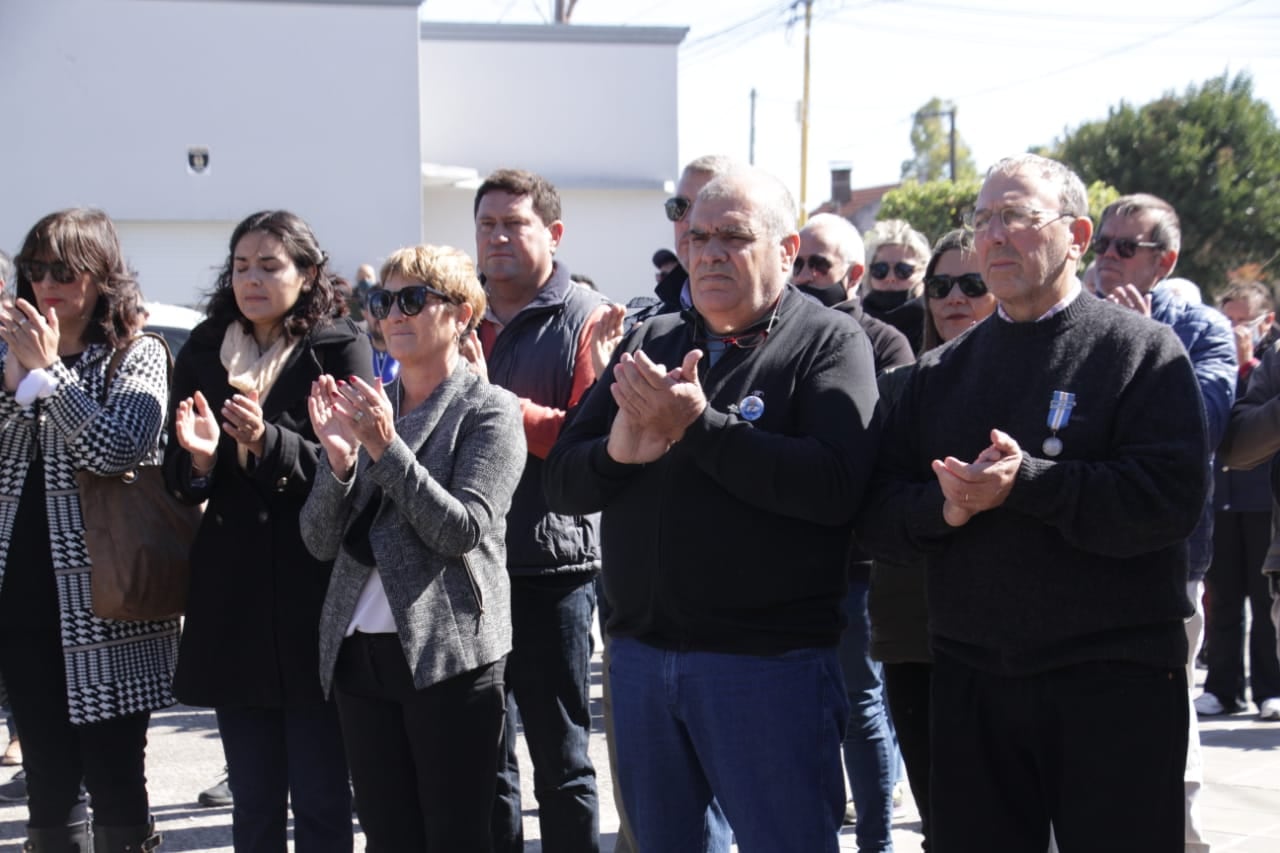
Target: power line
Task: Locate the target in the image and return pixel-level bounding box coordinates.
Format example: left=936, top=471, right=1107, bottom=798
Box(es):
left=950, top=0, right=1260, bottom=103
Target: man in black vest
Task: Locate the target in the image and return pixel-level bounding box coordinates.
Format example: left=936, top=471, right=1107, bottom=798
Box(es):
left=468, top=168, right=611, bottom=853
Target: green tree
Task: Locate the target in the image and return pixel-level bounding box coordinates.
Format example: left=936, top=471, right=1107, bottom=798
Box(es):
left=879, top=178, right=981, bottom=244
left=1053, top=72, right=1280, bottom=295
left=901, top=98, right=978, bottom=183
left=878, top=177, right=1118, bottom=250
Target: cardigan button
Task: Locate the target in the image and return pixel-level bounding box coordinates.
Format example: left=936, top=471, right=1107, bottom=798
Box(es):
left=274, top=476, right=288, bottom=491
left=257, top=511, right=269, bottom=523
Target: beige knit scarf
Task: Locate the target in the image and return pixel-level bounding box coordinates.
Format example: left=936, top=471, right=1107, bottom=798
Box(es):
left=219, top=322, right=298, bottom=468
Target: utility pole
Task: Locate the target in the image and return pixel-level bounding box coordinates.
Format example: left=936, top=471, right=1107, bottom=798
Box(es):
left=554, top=0, right=578, bottom=23
left=749, top=88, right=757, bottom=165
left=798, top=0, right=813, bottom=224
left=917, top=102, right=959, bottom=182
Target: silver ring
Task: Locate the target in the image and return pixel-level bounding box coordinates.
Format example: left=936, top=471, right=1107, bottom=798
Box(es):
left=16, top=319, right=26, bottom=327
left=353, top=410, right=365, bottom=422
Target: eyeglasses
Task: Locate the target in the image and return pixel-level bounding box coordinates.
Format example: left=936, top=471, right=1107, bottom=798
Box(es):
left=1090, top=235, right=1163, bottom=259
left=20, top=259, right=78, bottom=285
left=693, top=295, right=782, bottom=352
left=869, top=261, right=916, bottom=281
left=793, top=255, right=834, bottom=276
left=964, top=206, right=1073, bottom=232
left=924, top=273, right=988, bottom=300
left=366, top=285, right=458, bottom=320
left=664, top=196, right=692, bottom=222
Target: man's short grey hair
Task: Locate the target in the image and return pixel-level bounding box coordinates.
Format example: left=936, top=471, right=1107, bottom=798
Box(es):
left=987, top=154, right=1089, bottom=220
left=1100, top=193, right=1182, bottom=257
left=697, top=167, right=798, bottom=243
left=0, top=250, right=12, bottom=290
left=803, top=213, right=865, bottom=267
left=682, top=154, right=738, bottom=182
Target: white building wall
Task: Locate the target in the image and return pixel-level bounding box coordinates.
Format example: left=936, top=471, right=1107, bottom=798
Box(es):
left=420, top=185, right=674, bottom=305
left=0, top=0, right=423, bottom=306
left=418, top=23, right=686, bottom=305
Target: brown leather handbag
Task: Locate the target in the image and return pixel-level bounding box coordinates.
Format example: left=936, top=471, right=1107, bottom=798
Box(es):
left=76, top=333, right=202, bottom=621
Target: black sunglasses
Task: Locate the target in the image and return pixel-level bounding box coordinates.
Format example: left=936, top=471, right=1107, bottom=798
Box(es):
left=869, top=261, right=916, bottom=281
left=21, top=259, right=78, bottom=285
left=924, top=273, right=987, bottom=300
left=1091, top=235, right=1163, bottom=259
left=664, top=196, right=692, bottom=222
left=366, top=285, right=458, bottom=320
left=793, top=255, right=834, bottom=276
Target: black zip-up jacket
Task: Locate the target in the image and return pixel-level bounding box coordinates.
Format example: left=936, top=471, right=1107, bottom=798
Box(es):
left=544, top=287, right=880, bottom=654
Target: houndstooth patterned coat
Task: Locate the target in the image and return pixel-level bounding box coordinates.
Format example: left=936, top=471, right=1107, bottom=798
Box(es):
left=0, top=336, right=178, bottom=724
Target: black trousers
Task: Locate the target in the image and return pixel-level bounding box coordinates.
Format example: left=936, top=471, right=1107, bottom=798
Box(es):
left=930, top=651, right=1187, bottom=853
left=0, top=628, right=149, bottom=828
left=1205, top=510, right=1280, bottom=705
left=334, top=632, right=506, bottom=853
left=883, top=661, right=933, bottom=850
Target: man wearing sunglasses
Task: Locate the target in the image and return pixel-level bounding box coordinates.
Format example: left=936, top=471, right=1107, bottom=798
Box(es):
left=793, top=211, right=911, bottom=848
left=471, top=168, right=617, bottom=853
left=858, top=155, right=1210, bottom=851
left=627, top=156, right=740, bottom=334
left=1093, top=193, right=1236, bottom=853
left=546, top=166, right=880, bottom=853
left=794, top=214, right=914, bottom=375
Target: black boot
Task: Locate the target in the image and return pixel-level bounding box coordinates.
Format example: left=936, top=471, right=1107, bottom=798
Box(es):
left=22, top=821, right=93, bottom=852
left=92, top=818, right=159, bottom=853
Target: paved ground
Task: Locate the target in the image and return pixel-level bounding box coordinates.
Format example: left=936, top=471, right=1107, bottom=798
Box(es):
left=0, top=658, right=1276, bottom=851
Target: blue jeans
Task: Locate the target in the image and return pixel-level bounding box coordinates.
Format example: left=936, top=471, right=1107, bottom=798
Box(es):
left=837, top=581, right=897, bottom=852
left=492, top=574, right=599, bottom=853
left=216, top=704, right=353, bottom=853
left=610, top=636, right=848, bottom=853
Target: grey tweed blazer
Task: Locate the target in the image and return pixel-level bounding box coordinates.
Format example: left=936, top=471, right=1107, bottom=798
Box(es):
left=302, top=361, right=526, bottom=695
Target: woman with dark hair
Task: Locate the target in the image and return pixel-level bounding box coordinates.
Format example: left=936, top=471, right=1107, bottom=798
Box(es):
left=866, top=228, right=994, bottom=851
left=163, top=210, right=372, bottom=852
left=0, top=208, right=173, bottom=852
left=303, top=244, right=525, bottom=851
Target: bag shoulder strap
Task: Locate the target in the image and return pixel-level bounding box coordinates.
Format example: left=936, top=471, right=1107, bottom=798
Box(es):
left=102, top=332, right=175, bottom=402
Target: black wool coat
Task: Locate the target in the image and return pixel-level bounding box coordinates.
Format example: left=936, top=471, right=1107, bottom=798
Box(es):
left=163, top=316, right=373, bottom=708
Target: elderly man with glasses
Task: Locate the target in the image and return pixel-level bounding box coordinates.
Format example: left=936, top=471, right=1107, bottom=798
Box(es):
left=857, top=155, right=1209, bottom=852
left=546, top=165, right=880, bottom=853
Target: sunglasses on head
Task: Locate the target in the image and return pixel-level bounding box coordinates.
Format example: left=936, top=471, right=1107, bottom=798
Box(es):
left=869, top=261, right=916, bottom=281
left=793, top=255, right=833, bottom=276
left=21, top=259, right=78, bottom=285
left=664, top=196, right=692, bottom=222
left=924, top=273, right=987, bottom=300
left=1091, top=235, right=1163, bottom=259
left=366, top=285, right=458, bottom=320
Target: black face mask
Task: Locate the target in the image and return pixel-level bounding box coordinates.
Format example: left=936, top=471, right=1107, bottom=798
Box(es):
left=796, top=282, right=847, bottom=307
left=862, top=288, right=912, bottom=312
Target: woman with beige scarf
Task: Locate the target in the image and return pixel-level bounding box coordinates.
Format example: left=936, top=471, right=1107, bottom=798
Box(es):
left=162, top=210, right=372, bottom=852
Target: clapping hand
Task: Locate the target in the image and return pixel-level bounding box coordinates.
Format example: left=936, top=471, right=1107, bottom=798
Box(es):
left=175, top=391, right=220, bottom=476
left=309, top=376, right=361, bottom=478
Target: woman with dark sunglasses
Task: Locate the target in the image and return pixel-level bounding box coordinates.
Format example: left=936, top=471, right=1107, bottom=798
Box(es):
left=860, top=219, right=932, bottom=352
left=163, top=210, right=372, bottom=852
left=0, top=209, right=174, bottom=852
left=301, top=245, right=525, bottom=851
left=920, top=229, right=997, bottom=351
left=866, top=229, right=994, bottom=852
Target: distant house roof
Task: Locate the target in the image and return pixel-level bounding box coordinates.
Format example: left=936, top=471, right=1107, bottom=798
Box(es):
left=810, top=182, right=900, bottom=219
